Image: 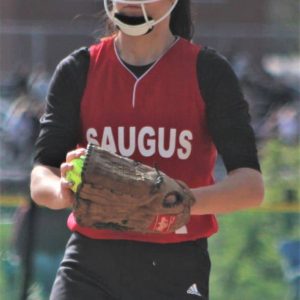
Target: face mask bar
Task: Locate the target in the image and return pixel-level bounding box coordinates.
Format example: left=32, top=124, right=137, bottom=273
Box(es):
left=104, top=0, right=179, bottom=36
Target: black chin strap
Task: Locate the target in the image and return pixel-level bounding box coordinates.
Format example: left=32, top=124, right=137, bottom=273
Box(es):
left=114, top=13, right=154, bottom=35
left=114, top=13, right=148, bottom=25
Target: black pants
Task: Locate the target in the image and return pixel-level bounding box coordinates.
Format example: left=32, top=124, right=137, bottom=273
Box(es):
left=50, top=233, right=211, bottom=300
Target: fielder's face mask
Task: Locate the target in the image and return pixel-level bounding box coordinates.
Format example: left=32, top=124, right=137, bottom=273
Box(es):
left=104, top=0, right=179, bottom=36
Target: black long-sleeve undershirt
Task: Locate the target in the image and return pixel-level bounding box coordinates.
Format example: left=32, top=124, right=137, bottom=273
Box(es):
left=34, top=46, right=260, bottom=173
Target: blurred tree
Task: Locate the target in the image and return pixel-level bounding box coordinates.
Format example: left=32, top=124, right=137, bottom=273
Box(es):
left=261, top=139, right=300, bottom=208
left=209, top=138, right=300, bottom=300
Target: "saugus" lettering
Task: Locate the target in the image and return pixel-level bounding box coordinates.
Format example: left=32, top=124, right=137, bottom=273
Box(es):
left=86, top=126, right=193, bottom=160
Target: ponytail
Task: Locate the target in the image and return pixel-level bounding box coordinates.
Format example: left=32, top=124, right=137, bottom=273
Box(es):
left=170, top=0, right=194, bottom=40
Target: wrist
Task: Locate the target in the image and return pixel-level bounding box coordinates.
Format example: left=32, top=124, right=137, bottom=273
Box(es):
left=51, top=181, right=73, bottom=210
left=190, top=187, right=211, bottom=215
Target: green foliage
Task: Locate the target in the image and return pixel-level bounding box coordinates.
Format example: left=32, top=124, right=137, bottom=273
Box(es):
left=209, top=139, right=300, bottom=300
left=260, top=139, right=300, bottom=207
left=210, top=213, right=292, bottom=300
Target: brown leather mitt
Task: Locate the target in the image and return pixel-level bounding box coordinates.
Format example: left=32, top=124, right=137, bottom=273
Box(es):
left=71, top=144, right=196, bottom=234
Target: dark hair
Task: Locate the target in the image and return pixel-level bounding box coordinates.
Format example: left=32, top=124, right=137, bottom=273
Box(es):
left=170, top=0, right=194, bottom=40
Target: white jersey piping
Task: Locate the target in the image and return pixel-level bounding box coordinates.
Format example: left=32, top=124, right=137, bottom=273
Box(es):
left=113, top=37, right=180, bottom=108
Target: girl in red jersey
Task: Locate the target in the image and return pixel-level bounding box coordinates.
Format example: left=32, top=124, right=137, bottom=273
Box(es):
left=30, top=1, right=264, bottom=299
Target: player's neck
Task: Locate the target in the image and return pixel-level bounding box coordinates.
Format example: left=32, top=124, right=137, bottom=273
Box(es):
left=115, top=27, right=176, bottom=66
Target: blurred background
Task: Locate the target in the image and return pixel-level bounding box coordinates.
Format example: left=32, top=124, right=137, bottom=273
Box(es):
left=0, top=0, right=299, bottom=299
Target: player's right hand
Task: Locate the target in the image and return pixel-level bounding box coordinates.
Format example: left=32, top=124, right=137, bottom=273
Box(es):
left=55, top=148, right=87, bottom=209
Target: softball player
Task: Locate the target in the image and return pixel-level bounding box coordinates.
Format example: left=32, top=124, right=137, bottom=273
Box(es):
left=30, top=1, right=264, bottom=299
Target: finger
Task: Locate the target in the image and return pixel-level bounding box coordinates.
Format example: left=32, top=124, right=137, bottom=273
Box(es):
left=60, top=179, right=76, bottom=205
left=66, top=148, right=86, bottom=163
left=60, top=162, right=73, bottom=178
left=61, top=177, right=74, bottom=189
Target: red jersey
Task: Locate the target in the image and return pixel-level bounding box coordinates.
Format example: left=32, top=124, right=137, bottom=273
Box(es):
left=67, top=36, right=218, bottom=243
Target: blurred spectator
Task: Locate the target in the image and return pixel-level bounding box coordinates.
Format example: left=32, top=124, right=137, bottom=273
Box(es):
left=231, top=51, right=251, bottom=79
left=1, top=77, right=43, bottom=169
left=0, top=64, right=30, bottom=100
left=4, top=98, right=40, bottom=166
left=29, top=64, right=50, bottom=103
left=276, top=105, right=299, bottom=145
left=0, top=65, right=70, bottom=300
left=279, top=240, right=300, bottom=300
left=255, top=103, right=300, bottom=143
left=0, top=64, right=49, bottom=167
left=233, top=54, right=300, bottom=142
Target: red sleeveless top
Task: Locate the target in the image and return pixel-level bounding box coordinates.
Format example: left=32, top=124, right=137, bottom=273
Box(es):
left=67, top=36, right=218, bottom=243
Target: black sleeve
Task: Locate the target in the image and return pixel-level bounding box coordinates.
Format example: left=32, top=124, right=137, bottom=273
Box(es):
left=197, top=47, right=261, bottom=173
left=33, top=47, right=90, bottom=168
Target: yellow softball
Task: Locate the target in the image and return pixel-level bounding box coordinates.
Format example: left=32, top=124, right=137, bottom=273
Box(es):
left=66, top=156, right=86, bottom=193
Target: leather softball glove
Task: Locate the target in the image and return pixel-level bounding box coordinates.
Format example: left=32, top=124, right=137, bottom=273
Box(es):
left=66, top=144, right=195, bottom=234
